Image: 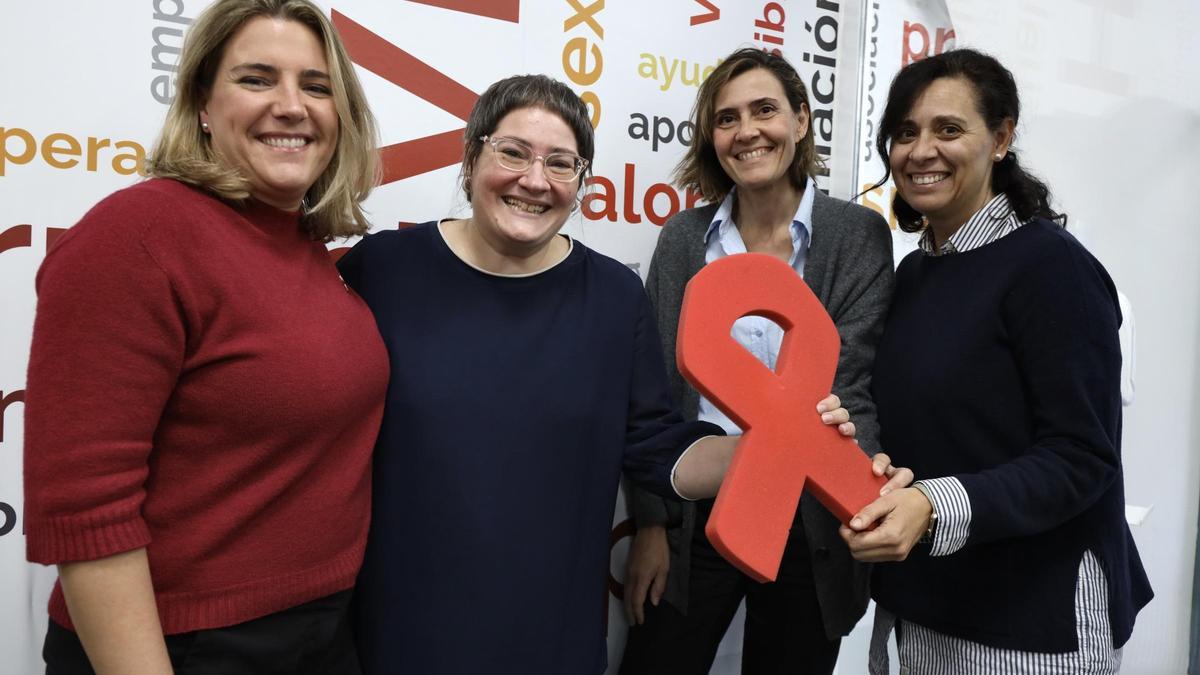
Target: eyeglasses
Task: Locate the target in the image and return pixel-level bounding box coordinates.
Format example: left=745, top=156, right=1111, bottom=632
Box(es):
left=480, top=135, right=588, bottom=182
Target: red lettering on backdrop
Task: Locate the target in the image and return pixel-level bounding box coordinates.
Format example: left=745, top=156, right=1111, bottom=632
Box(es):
left=0, top=390, right=25, bottom=443
left=901, top=20, right=956, bottom=66
left=47, top=227, right=68, bottom=253
left=0, top=226, right=69, bottom=258
left=407, top=0, right=520, bottom=23
left=0, top=225, right=31, bottom=255
left=676, top=254, right=885, bottom=582
left=332, top=11, right=480, bottom=185
left=582, top=164, right=705, bottom=225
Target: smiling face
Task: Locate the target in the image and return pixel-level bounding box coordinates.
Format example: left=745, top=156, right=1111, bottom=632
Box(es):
left=199, top=16, right=338, bottom=210
left=711, top=68, right=808, bottom=195
left=468, top=106, right=580, bottom=258
left=889, top=76, right=1013, bottom=236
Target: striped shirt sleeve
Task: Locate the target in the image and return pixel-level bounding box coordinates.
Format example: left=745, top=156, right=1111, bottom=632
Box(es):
left=916, top=476, right=971, bottom=556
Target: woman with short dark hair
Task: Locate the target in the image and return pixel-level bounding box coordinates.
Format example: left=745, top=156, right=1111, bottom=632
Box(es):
left=841, top=48, right=1152, bottom=673
left=340, top=72, right=894, bottom=674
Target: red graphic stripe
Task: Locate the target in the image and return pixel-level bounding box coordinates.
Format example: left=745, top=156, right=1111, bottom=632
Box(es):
left=380, top=129, right=465, bottom=185
left=690, top=0, right=720, bottom=25
left=406, top=0, right=519, bottom=23
left=332, top=10, right=478, bottom=120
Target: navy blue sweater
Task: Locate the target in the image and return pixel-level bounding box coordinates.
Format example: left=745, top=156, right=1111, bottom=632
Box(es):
left=339, top=223, right=721, bottom=674
left=871, top=220, right=1151, bottom=652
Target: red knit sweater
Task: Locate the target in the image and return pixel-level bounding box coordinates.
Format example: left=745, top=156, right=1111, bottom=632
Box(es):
left=24, top=179, right=388, bottom=634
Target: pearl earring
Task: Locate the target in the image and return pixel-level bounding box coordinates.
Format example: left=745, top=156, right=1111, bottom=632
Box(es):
left=994, top=153, right=1003, bottom=161
left=201, top=121, right=210, bottom=132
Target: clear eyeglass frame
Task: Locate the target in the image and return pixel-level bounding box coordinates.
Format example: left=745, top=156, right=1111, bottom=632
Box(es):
left=480, top=135, right=588, bottom=182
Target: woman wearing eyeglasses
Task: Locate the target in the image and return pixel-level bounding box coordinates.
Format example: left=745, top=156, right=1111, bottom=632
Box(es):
left=338, top=75, right=899, bottom=675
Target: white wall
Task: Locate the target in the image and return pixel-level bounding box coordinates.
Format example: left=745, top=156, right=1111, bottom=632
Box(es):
left=946, top=1, right=1200, bottom=672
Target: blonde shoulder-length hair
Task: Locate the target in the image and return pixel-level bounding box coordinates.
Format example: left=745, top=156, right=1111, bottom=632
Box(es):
left=149, top=0, right=379, bottom=241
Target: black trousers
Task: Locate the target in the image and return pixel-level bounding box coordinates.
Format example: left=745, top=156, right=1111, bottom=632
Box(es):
left=620, top=502, right=840, bottom=675
left=43, top=589, right=360, bottom=675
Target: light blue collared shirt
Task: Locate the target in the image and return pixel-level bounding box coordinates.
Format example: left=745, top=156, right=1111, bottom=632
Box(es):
left=696, top=177, right=816, bottom=434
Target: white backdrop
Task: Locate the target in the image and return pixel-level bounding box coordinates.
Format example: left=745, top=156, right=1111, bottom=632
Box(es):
left=8, top=1, right=1188, bottom=674
left=940, top=2, right=1200, bottom=673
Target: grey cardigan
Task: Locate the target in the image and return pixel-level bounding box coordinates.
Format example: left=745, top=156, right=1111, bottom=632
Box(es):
left=628, top=189, right=894, bottom=639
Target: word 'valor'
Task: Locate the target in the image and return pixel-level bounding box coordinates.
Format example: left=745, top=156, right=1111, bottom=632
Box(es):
left=583, top=163, right=702, bottom=226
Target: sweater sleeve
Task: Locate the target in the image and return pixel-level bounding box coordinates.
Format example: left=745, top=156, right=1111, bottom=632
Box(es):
left=827, top=209, right=894, bottom=458
left=954, top=239, right=1123, bottom=545
left=622, top=288, right=724, bottom=501
left=24, top=194, right=186, bottom=564
left=625, top=231, right=674, bottom=525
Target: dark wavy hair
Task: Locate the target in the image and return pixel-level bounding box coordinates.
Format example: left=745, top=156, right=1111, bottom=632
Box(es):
left=460, top=74, right=594, bottom=200
left=871, top=48, right=1065, bottom=232
left=674, top=48, right=822, bottom=202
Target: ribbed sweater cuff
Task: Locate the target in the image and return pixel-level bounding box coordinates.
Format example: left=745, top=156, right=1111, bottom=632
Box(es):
left=26, top=512, right=151, bottom=565
left=47, top=545, right=363, bottom=635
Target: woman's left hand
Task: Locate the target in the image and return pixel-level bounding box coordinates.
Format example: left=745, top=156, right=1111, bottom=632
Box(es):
left=816, top=394, right=855, bottom=438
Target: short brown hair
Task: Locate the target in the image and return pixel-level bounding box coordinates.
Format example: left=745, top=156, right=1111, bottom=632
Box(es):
left=460, top=74, right=595, bottom=200
left=149, top=0, right=379, bottom=241
left=674, top=48, right=822, bottom=202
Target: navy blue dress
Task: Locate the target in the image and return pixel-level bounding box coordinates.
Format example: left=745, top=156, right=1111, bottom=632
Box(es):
left=339, top=223, right=720, bottom=674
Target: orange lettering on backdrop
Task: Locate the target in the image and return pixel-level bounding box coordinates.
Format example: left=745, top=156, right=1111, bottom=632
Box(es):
left=562, top=0, right=604, bottom=129
left=0, top=127, right=146, bottom=177
left=858, top=183, right=898, bottom=231
left=676, top=254, right=886, bottom=582
left=0, top=127, right=37, bottom=177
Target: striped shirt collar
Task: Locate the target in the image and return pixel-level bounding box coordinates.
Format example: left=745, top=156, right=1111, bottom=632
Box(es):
left=918, top=193, right=1026, bottom=256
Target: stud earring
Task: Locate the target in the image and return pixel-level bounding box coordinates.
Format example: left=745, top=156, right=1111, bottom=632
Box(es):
left=201, top=121, right=210, bottom=132
left=994, top=153, right=1003, bottom=161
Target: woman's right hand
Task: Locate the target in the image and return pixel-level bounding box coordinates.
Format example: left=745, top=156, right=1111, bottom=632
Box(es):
left=623, top=525, right=670, bottom=625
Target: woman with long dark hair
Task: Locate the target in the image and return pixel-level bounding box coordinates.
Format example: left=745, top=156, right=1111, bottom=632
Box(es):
left=841, top=48, right=1152, bottom=673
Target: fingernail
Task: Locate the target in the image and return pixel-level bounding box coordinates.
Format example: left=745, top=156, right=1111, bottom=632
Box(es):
left=881, top=487, right=892, bottom=495
left=851, top=518, right=862, bottom=528
left=821, top=413, right=833, bottom=423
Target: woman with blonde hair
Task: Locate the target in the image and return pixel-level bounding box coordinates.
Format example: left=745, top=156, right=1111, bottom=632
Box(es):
left=24, top=1, right=386, bottom=672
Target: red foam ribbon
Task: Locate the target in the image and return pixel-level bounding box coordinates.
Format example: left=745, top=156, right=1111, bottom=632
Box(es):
left=677, top=253, right=885, bottom=582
